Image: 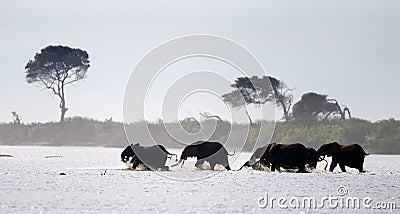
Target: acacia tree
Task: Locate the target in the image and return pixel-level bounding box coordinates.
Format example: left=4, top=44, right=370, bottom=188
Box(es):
left=180, top=116, right=201, bottom=134
left=25, top=45, right=90, bottom=122
left=222, top=76, right=293, bottom=124
left=292, top=92, right=351, bottom=123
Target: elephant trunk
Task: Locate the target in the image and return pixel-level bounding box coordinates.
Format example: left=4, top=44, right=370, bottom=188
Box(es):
left=171, top=159, right=185, bottom=168
left=239, top=161, right=251, bottom=170
left=168, top=154, right=178, bottom=161
left=323, top=159, right=329, bottom=171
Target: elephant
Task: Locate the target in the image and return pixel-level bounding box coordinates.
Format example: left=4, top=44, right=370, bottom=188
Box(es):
left=240, top=143, right=319, bottom=172
left=121, top=143, right=177, bottom=170
left=317, top=142, right=368, bottom=172
left=267, top=143, right=309, bottom=172
left=173, top=141, right=234, bottom=170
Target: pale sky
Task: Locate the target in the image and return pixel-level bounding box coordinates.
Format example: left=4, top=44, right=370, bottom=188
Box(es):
left=1, top=0, right=399, bottom=123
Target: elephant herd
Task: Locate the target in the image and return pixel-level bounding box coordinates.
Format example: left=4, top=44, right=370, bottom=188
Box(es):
left=121, top=141, right=369, bottom=173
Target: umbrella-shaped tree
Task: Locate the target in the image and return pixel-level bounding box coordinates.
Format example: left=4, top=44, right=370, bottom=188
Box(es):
left=25, top=45, right=90, bottom=122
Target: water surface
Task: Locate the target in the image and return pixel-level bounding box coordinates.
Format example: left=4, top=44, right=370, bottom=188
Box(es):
left=0, top=146, right=399, bottom=213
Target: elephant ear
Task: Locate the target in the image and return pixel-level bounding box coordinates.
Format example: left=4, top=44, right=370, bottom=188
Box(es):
left=253, top=146, right=266, bottom=159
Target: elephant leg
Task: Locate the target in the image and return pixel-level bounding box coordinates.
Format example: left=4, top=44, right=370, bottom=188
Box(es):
left=357, top=160, right=365, bottom=172
left=223, top=159, right=231, bottom=170
left=160, top=156, right=168, bottom=169
left=195, top=159, right=205, bottom=168
left=222, top=157, right=231, bottom=171
left=130, top=157, right=140, bottom=169
left=357, top=163, right=365, bottom=173
left=298, top=165, right=306, bottom=173
left=339, top=163, right=346, bottom=172
left=270, top=163, right=276, bottom=172
left=329, top=161, right=337, bottom=172
left=209, top=162, right=217, bottom=170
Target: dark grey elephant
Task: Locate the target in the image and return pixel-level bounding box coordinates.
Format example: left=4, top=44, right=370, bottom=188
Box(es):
left=317, top=142, right=368, bottom=172
left=121, top=143, right=177, bottom=170
left=173, top=141, right=234, bottom=170
left=267, top=143, right=308, bottom=172
left=241, top=143, right=321, bottom=172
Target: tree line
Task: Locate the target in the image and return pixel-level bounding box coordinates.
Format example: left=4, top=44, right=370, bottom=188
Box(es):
left=0, top=117, right=399, bottom=154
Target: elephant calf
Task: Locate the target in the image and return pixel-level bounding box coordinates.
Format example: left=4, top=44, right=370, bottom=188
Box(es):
left=174, top=141, right=234, bottom=170
left=317, top=142, right=368, bottom=172
left=121, top=143, right=177, bottom=170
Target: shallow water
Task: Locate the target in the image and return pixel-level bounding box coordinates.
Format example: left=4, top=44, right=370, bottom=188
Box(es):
left=0, top=146, right=399, bottom=213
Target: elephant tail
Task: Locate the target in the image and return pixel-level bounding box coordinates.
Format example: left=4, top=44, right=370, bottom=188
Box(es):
left=158, top=145, right=178, bottom=160
left=158, top=145, right=172, bottom=155
left=227, top=150, right=236, bottom=156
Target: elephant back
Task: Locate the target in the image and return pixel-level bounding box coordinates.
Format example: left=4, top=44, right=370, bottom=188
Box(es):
left=195, top=141, right=228, bottom=158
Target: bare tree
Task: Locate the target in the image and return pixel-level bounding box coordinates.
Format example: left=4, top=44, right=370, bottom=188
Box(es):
left=11, top=111, right=21, bottom=124
left=268, top=76, right=294, bottom=121
left=199, top=112, right=223, bottom=122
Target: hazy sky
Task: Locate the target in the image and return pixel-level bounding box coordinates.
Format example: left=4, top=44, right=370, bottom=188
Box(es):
left=1, top=0, right=399, bottom=123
